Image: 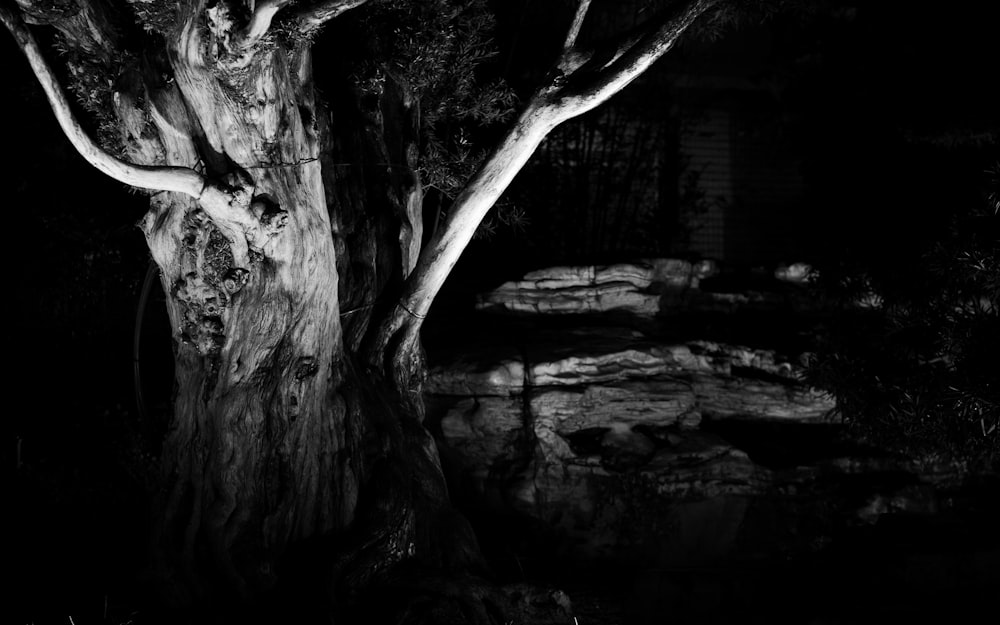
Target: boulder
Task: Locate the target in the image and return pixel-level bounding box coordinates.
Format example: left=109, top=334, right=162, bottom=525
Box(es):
left=478, top=280, right=661, bottom=316
left=529, top=379, right=700, bottom=433
left=424, top=317, right=838, bottom=561
left=425, top=343, right=524, bottom=396
left=524, top=327, right=714, bottom=386
left=692, top=372, right=837, bottom=422
left=476, top=258, right=820, bottom=318
left=476, top=259, right=723, bottom=316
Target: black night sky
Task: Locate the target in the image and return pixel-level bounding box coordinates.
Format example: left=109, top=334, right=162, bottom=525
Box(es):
left=4, top=1, right=999, bottom=624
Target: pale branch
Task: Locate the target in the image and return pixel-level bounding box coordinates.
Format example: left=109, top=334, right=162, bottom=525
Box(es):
left=562, top=0, right=592, bottom=52
left=556, top=0, right=714, bottom=96
left=371, top=104, right=560, bottom=354
left=234, top=0, right=369, bottom=51
left=292, top=0, right=369, bottom=34
left=242, top=0, right=295, bottom=47
left=557, top=0, right=722, bottom=115
left=0, top=4, right=205, bottom=198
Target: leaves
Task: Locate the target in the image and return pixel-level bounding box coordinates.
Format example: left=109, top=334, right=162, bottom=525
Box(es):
left=805, top=170, right=1000, bottom=465
left=355, top=0, right=517, bottom=216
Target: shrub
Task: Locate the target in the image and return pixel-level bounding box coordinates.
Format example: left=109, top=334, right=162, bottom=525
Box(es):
left=806, top=165, right=999, bottom=467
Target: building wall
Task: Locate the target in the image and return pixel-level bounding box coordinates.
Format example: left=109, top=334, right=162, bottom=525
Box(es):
left=679, top=96, right=806, bottom=266
left=680, top=108, right=732, bottom=261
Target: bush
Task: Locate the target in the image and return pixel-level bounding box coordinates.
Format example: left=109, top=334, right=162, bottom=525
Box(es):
left=806, top=166, right=999, bottom=467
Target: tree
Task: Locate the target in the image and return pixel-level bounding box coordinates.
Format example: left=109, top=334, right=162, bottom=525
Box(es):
left=2, top=0, right=723, bottom=621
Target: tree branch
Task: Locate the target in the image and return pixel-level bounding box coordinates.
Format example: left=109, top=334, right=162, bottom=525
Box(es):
left=562, top=0, right=592, bottom=52
left=243, top=0, right=295, bottom=46
left=556, top=0, right=721, bottom=117
left=293, top=0, right=369, bottom=35
left=369, top=0, right=722, bottom=359
left=364, top=102, right=562, bottom=364
left=1, top=3, right=206, bottom=198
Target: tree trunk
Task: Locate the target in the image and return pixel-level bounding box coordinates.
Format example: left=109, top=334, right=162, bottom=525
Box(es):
left=140, top=57, right=339, bottom=606
left=124, top=15, right=464, bottom=619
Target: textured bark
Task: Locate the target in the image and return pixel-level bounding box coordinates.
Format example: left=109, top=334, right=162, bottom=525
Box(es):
left=133, top=19, right=356, bottom=607
left=123, top=9, right=462, bottom=616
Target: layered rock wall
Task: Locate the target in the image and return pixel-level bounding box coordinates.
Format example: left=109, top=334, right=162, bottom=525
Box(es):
left=425, top=260, right=958, bottom=567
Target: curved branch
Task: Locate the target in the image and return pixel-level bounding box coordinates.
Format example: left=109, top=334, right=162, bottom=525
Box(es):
left=244, top=0, right=293, bottom=43
left=1, top=4, right=207, bottom=198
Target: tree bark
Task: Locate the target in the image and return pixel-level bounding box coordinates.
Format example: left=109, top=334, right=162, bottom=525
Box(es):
left=132, top=29, right=359, bottom=613
left=128, top=8, right=474, bottom=618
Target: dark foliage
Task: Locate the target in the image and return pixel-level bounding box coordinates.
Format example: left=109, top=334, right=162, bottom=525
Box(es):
left=806, top=167, right=1000, bottom=466
left=346, top=0, right=517, bottom=206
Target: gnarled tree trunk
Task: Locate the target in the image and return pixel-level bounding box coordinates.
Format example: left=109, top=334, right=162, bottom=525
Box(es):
left=132, top=10, right=463, bottom=615
left=139, top=45, right=354, bottom=606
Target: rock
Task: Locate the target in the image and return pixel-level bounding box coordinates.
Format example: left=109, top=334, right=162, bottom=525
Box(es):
left=477, top=258, right=821, bottom=317
left=645, top=257, right=718, bottom=289
left=524, top=327, right=718, bottom=386
left=530, top=379, right=700, bottom=433
left=642, top=432, right=770, bottom=499
left=775, top=262, right=814, bottom=283
left=478, top=280, right=661, bottom=316
left=425, top=325, right=834, bottom=539
left=600, top=423, right=658, bottom=471
left=424, top=262, right=848, bottom=565
left=692, top=372, right=837, bottom=422
left=688, top=340, right=804, bottom=379
left=431, top=395, right=526, bottom=488
left=520, top=263, right=657, bottom=289
left=477, top=260, right=710, bottom=316
left=423, top=261, right=1000, bottom=579
left=425, top=343, right=524, bottom=396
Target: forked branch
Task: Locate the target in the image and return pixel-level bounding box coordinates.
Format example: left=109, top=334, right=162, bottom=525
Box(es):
left=557, top=0, right=721, bottom=115
left=371, top=0, right=721, bottom=359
